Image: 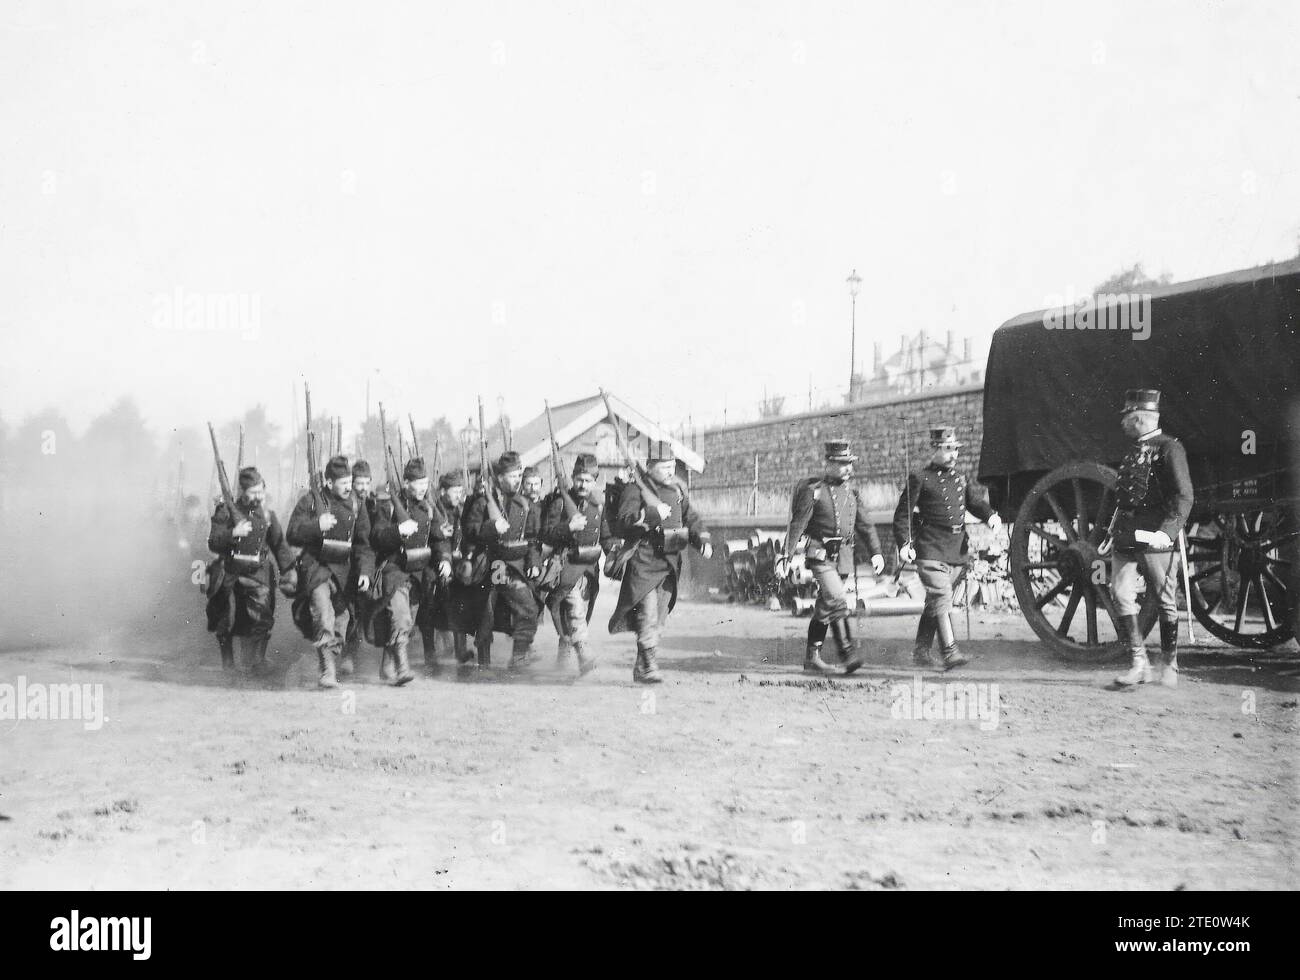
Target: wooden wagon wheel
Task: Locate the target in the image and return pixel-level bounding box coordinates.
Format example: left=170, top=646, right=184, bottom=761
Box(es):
left=1184, top=507, right=1296, bottom=648
left=1009, top=462, right=1159, bottom=663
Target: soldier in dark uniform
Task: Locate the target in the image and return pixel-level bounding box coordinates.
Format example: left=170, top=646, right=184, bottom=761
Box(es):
left=607, top=452, right=712, bottom=684
left=429, top=472, right=474, bottom=666
left=287, top=455, right=375, bottom=689
left=541, top=453, right=615, bottom=676
left=521, top=466, right=544, bottom=508
left=782, top=441, right=885, bottom=674
left=1109, top=389, right=1193, bottom=688
left=893, top=426, right=1002, bottom=670
left=369, top=457, right=453, bottom=686
left=205, top=467, right=296, bottom=674
left=341, top=459, right=377, bottom=678
left=462, top=451, right=542, bottom=670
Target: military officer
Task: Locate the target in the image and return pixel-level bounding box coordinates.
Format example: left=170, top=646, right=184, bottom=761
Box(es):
left=541, top=453, right=615, bottom=676
left=205, top=467, right=296, bottom=674
left=1109, top=389, right=1193, bottom=688
left=287, top=455, right=375, bottom=689
left=893, top=426, right=1002, bottom=670
left=607, top=452, right=712, bottom=683
left=462, top=451, right=542, bottom=669
left=369, top=457, right=453, bottom=686
left=782, top=441, right=886, bottom=674
left=341, top=459, right=378, bottom=677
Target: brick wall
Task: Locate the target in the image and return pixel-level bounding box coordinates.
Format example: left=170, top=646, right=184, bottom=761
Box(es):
left=693, top=383, right=986, bottom=517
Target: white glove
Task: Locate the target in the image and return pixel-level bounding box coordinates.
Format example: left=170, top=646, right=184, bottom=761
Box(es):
left=494, top=518, right=511, bottom=535
left=318, top=513, right=338, bottom=532
left=871, top=554, right=885, bottom=575
left=1146, top=530, right=1173, bottom=549
left=700, top=542, right=713, bottom=560
left=232, top=520, right=252, bottom=539
left=438, top=561, right=452, bottom=580
left=357, top=575, right=371, bottom=591
left=568, top=514, right=588, bottom=531
left=656, top=503, right=672, bottom=522
left=987, top=513, right=1003, bottom=532
left=899, top=543, right=916, bottom=564
left=398, top=519, right=418, bottom=538
left=774, top=555, right=789, bottom=579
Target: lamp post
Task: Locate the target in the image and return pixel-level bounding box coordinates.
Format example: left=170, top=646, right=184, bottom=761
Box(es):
left=846, top=268, right=862, bottom=400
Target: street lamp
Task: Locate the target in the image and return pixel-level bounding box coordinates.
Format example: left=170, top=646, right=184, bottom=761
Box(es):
left=846, top=268, right=862, bottom=400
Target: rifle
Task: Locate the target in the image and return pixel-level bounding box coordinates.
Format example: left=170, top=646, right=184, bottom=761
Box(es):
left=544, top=400, right=579, bottom=521
left=408, top=414, right=421, bottom=460
left=377, top=402, right=411, bottom=524
left=478, top=397, right=507, bottom=526
left=304, top=384, right=325, bottom=513
left=235, top=425, right=245, bottom=471
left=335, top=416, right=342, bottom=456
left=208, top=422, right=241, bottom=527
left=598, top=388, right=668, bottom=516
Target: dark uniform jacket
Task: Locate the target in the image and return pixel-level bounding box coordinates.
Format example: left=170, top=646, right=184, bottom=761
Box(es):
left=893, top=464, right=993, bottom=565
left=1113, top=430, right=1193, bottom=553
left=287, top=488, right=375, bottom=591
left=541, top=489, right=615, bottom=600
left=463, top=488, right=540, bottom=577
left=369, top=490, right=453, bottom=596
left=208, top=499, right=294, bottom=580
left=607, top=477, right=710, bottom=635
left=785, top=477, right=883, bottom=576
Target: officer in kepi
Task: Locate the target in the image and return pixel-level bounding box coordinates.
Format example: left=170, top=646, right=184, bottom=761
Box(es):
left=893, top=425, right=1001, bottom=670
left=781, top=440, right=885, bottom=674
left=1109, top=389, right=1193, bottom=688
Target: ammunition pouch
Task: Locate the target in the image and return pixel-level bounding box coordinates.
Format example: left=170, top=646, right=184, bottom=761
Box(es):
left=569, top=544, right=604, bottom=564
left=400, top=545, right=432, bottom=573
left=496, top=540, right=531, bottom=561
left=228, top=552, right=263, bottom=575
left=658, top=527, right=691, bottom=556
left=319, top=538, right=353, bottom=563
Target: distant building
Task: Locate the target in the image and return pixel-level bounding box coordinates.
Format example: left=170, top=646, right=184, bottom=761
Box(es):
left=851, top=330, right=982, bottom=401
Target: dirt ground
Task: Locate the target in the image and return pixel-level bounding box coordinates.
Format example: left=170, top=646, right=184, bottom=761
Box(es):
left=1, top=585, right=1296, bottom=891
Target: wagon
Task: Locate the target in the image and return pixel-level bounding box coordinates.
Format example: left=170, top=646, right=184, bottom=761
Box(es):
left=978, top=260, right=1300, bottom=661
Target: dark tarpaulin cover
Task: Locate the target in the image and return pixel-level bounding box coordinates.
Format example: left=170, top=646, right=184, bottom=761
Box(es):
left=978, top=261, right=1300, bottom=482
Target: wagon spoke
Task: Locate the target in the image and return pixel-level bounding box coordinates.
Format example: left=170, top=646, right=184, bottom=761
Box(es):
left=1261, top=565, right=1289, bottom=596
left=1083, top=586, right=1098, bottom=645
left=1057, top=589, right=1082, bottom=637
left=1234, top=578, right=1251, bottom=634
left=1188, top=563, right=1223, bottom=584
left=1022, top=560, right=1063, bottom=571
left=1257, top=575, right=1277, bottom=631
left=1093, top=487, right=1114, bottom=539
left=1095, top=585, right=1119, bottom=628
left=1029, top=523, right=1069, bottom=548
left=1035, top=576, right=1070, bottom=609
left=1266, top=557, right=1293, bottom=569
left=1257, top=529, right=1300, bottom=550
left=1073, top=479, right=1090, bottom=541
left=1042, top=490, right=1077, bottom=542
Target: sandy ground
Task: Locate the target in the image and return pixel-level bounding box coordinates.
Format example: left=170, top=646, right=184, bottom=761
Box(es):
left=1, top=584, right=1297, bottom=891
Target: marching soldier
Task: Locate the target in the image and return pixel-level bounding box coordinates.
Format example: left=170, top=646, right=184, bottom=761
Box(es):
left=1109, top=389, right=1193, bottom=688
left=782, top=441, right=885, bottom=674
left=521, top=466, right=545, bottom=507
left=893, top=425, right=1002, bottom=670
left=369, top=457, right=453, bottom=686
left=428, top=472, right=475, bottom=666
left=205, top=467, right=296, bottom=675
left=287, top=455, right=375, bottom=689
left=341, top=459, right=377, bottom=677
left=607, top=452, right=712, bottom=683
left=463, top=451, right=542, bottom=670
left=541, top=453, right=615, bottom=675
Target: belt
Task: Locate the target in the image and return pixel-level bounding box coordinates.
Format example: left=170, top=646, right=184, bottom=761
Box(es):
left=917, top=518, right=963, bottom=533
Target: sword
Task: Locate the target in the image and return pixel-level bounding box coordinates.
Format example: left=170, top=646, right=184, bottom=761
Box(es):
left=1178, top=529, right=1196, bottom=644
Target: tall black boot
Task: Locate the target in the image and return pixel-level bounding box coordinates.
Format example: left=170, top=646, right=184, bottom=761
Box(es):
left=840, top=616, right=865, bottom=675
left=391, top=637, right=415, bottom=687
left=1159, top=617, right=1179, bottom=688
left=912, top=614, right=940, bottom=667
left=218, top=636, right=235, bottom=673
left=804, top=620, right=831, bottom=673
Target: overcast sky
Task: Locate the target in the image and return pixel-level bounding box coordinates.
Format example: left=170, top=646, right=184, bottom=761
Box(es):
left=2, top=0, right=1297, bottom=440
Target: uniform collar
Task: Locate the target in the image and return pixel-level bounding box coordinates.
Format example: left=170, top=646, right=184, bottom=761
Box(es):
left=1136, top=428, right=1162, bottom=443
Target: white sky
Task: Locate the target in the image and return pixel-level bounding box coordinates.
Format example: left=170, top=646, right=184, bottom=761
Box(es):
left=2, top=0, right=1298, bottom=439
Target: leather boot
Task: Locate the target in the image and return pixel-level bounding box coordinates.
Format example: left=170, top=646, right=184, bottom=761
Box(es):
left=575, top=640, right=597, bottom=677
left=337, top=650, right=356, bottom=677
left=476, top=639, right=491, bottom=668
left=556, top=635, right=574, bottom=668
left=508, top=639, right=531, bottom=671
left=391, top=639, right=415, bottom=686
left=249, top=635, right=273, bottom=676
left=804, top=620, right=832, bottom=672
left=912, top=614, right=940, bottom=667
left=218, top=636, right=236, bottom=673
left=378, top=647, right=395, bottom=682
left=453, top=632, right=470, bottom=664
left=938, top=613, right=967, bottom=669
left=838, top=617, right=865, bottom=675
left=1159, top=617, right=1179, bottom=688
left=317, top=642, right=339, bottom=690
left=1114, top=615, right=1153, bottom=686
left=633, top=647, right=663, bottom=684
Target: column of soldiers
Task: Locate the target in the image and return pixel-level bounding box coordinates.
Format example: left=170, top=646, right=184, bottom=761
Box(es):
left=202, top=443, right=711, bottom=688
left=201, top=387, right=1192, bottom=691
